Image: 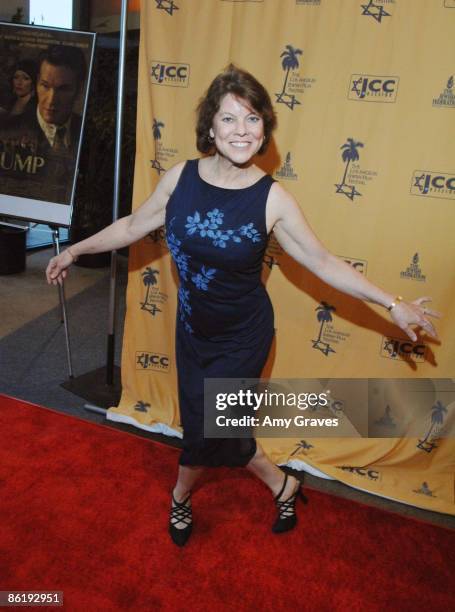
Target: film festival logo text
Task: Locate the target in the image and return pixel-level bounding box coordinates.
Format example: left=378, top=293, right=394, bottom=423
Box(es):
left=155, top=0, right=179, bottom=15
left=348, top=74, right=399, bottom=103
left=275, top=45, right=315, bottom=110
left=275, top=152, right=298, bottom=181
left=136, top=351, right=170, bottom=373
left=361, top=0, right=394, bottom=23
left=150, top=60, right=190, bottom=87
left=296, top=0, right=321, bottom=5
left=337, top=466, right=381, bottom=481
left=140, top=267, right=168, bottom=316
left=335, top=138, right=378, bottom=201
left=410, top=170, right=455, bottom=201
left=432, top=76, right=455, bottom=108
left=340, top=255, right=368, bottom=276
left=417, top=399, right=448, bottom=454
left=150, top=119, right=178, bottom=175
left=380, top=335, right=427, bottom=363
left=311, top=301, right=350, bottom=356
left=400, top=253, right=426, bottom=282
left=444, top=0, right=455, bottom=8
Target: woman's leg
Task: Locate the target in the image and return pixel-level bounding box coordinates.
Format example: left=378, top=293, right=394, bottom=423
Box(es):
left=246, top=441, right=300, bottom=500
left=173, top=464, right=205, bottom=501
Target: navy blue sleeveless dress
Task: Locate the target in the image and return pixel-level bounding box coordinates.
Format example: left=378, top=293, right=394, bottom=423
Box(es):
left=165, top=159, right=275, bottom=467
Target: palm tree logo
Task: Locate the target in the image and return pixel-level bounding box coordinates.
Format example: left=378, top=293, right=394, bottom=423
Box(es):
left=275, top=45, right=303, bottom=110
left=335, top=138, right=364, bottom=201
left=151, top=118, right=166, bottom=175
left=417, top=400, right=447, bottom=453
left=290, top=440, right=314, bottom=456
left=153, top=118, right=164, bottom=141
left=140, top=267, right=162, bottom=316
left=134, top=400, right=151, bottom=413
left=155, top=0, right=179, bottom=16
left=312, top=301, right=336, bottom=356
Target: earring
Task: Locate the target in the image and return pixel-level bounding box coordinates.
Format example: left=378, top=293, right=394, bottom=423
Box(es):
left=207, top=134, right=215, bottom=143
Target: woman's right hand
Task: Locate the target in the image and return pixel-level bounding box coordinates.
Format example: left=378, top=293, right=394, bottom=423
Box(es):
left=45, top=248, right=77, bottom=286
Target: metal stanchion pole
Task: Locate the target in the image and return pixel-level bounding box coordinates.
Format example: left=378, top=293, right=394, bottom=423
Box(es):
left=51, top=226, right=74, bottom=378
left=106, top=0, right=129, bottom=386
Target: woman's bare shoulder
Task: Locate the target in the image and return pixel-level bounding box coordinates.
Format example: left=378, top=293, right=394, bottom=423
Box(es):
left=268, top=180, right=297, bottom=207
left=159, top=160, right=187, bottom=195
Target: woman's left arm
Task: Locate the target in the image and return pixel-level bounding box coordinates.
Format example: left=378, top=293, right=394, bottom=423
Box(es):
left=267, top=183, right=441, bottom=342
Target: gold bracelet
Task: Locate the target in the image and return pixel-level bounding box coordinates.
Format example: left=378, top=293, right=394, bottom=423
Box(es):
left=66, top=247, right=78, bottom=262
left=387, top=295, right=403, bottom=312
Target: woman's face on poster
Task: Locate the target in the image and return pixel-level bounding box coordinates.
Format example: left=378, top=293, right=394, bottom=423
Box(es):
left=13, top=70, right=33, bottom=98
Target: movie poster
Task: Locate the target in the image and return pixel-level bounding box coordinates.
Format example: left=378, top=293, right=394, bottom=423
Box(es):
left=0, top=23, right=95, bottom=226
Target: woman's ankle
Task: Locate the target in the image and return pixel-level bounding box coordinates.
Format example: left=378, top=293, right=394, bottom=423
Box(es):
left=172, top=486, right=191, bottom=502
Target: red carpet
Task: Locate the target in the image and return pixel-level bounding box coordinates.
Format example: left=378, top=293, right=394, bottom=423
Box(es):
left=0, top=394, right=454, bottom=612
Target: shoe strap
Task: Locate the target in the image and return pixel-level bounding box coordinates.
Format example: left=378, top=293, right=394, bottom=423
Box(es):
left=276, top=487, right=300, bottom=518
left=274, top=473, right=288, bottom=501
left=170, top=493, right=192, bottom=526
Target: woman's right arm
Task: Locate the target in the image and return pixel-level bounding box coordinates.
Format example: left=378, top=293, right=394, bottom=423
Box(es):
left=46, top=161, right=185, bottom=285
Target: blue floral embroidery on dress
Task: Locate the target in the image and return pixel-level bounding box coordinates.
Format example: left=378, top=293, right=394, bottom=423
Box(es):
left=240, top=223, right=261, bottom=242
left=192, top=266, right=216, bottom=290
left=167, top=216, right=217, bottom=334
left=185, top=208, right=262, bottom=248
left=166, top=222, right=190, bottom=281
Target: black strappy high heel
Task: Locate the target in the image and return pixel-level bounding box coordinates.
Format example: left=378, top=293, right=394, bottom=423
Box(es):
left=272, top=473, right=308, bottom=534
left=169, top=491, right=192, bottom=547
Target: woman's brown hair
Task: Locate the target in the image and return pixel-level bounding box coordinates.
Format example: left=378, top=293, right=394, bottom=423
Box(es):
left=196, top=64, right=277, bottom=155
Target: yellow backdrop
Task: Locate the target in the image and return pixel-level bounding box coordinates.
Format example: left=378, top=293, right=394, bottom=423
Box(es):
left=107, top=0, right=455, bottom=515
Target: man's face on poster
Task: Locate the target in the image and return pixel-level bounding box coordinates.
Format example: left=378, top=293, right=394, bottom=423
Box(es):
left=37, top=60, right=79, bottom=126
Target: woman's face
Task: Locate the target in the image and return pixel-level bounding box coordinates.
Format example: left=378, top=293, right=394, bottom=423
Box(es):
left=13, top=70, right=33, bottom=98
left=210, top=93, right=264, bottom=165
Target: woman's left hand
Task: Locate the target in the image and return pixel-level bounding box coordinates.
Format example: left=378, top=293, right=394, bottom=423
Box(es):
left=389, top=296, right=441, bottom=342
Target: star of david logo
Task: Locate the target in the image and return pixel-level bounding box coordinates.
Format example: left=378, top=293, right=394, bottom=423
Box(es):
left=383, top=339, right=398, bottom=357
left=361, top=1, right=391, bottom=22
left=151, top=158, right=166, bottom=175
left=334, top=182, right=362, bottom=201
left=311, top=339, right=336, bottom=356
left=151, top=63, right=162, bottom=81
left=141, top=302, right=162, bottom=316
left=351, top=77, right=364, bottom=97
left=413, top=173, right=427, bottom=194
left=275, top=91, right=301, bottom=110
left=155, top=0, right=179, bottom=16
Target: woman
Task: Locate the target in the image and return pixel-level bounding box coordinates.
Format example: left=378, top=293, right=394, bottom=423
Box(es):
left=0, top=59, right=37, bottom=121
left=46, top=65, right=441, bottom=547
